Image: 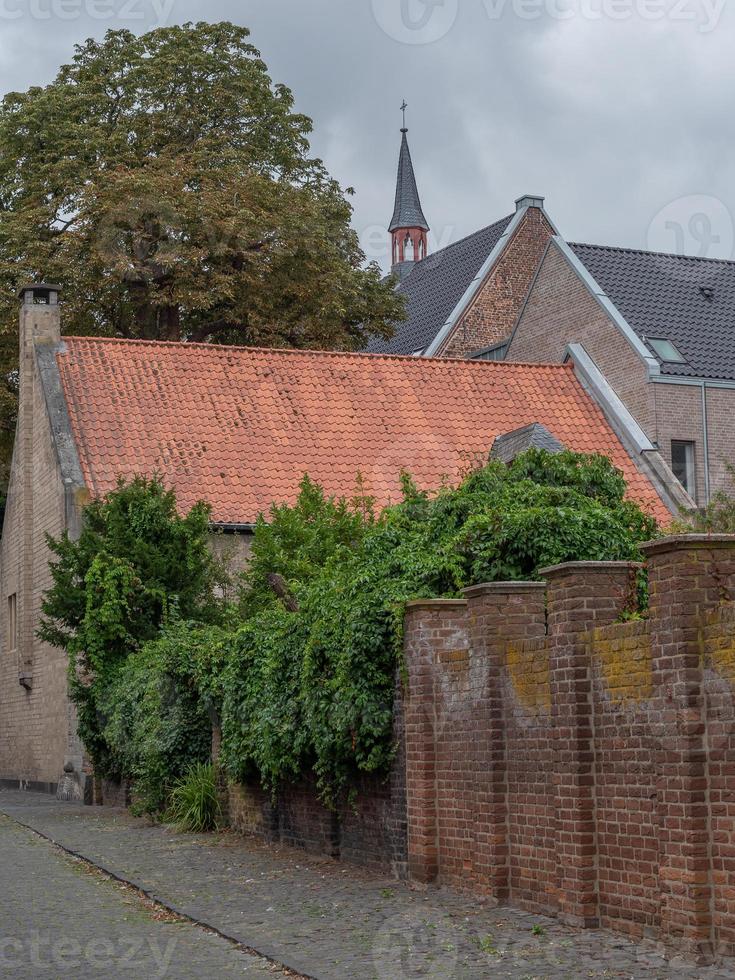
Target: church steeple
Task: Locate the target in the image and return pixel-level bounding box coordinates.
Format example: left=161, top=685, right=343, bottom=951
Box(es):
left=389, top=104, right=429, bottom=279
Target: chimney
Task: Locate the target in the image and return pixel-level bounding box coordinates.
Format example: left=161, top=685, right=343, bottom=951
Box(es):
left=19, top=283, right=62, bottom=347
left=515, top=194, right=545, bottom=212
left=16, top=282, right=62, bottom=692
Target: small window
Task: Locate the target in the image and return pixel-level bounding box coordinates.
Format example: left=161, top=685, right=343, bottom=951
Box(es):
left=671, top=441, right=697, bottom=498
left=648, top=338, right=686, bottom=363
left=7, top=594, right=17, bottom=651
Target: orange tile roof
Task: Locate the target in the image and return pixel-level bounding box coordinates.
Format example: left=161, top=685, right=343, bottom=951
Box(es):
left=56, top=338, right=670, bottom=525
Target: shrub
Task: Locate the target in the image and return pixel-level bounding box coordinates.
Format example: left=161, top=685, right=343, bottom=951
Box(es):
left=102, top=621, right=230, bottom=814
left=167, top=762, right=221, bottom=833
left=39, top=477, right=226, bottom=778
left=221, top=450, right=658, bottom=801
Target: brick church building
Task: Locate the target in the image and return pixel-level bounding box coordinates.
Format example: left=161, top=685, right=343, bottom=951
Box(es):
left=375, top=124, right=735, bottom=507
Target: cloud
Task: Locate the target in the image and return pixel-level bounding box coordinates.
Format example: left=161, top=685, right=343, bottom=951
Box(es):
left=1, top=0, right=734, bottom=270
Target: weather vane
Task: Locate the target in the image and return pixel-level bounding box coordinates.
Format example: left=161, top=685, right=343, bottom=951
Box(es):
left=400, top=100, right=408, bottom=131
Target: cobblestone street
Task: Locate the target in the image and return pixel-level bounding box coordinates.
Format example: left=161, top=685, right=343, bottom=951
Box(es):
left=0, top=811, right=288, bottom=978
left=2, top=791, right=735, bottom=979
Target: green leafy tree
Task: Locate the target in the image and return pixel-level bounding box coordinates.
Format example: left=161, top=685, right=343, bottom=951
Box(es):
left=39, top=477, right=224, bottom=775
left=0, top=22, right=404, bottom=488
left=102, top=620, right=231, bottom=814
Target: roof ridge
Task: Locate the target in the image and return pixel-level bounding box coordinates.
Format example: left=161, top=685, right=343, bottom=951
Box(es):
left=61, top=335, right=575, bottom=371
left=570, top=240, right=735, bottom=268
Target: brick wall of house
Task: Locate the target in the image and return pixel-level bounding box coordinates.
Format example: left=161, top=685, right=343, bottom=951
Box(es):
left=401, top=536, right=735, bottom=962
left=0, top=310, right=74, bottom=792
left=506, top=243, right=656, bottom=432
left=506, top=242, right=735, bottom=503
left=440, top=208, right=555, bottom=357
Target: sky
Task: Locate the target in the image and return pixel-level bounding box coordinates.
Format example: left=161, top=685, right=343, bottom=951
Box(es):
left=1, top=0, right=734, bottom=272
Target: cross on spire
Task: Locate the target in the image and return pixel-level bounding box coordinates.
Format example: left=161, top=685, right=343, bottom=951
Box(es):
left=400, top=100, right=408, bottom=132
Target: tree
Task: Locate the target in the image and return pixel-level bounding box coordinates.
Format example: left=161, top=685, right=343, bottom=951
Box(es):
left=0, top=23, right=404, bottom=484
left=39, top=477, right=225, bottom=776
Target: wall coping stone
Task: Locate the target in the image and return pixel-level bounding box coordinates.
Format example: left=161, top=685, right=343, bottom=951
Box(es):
left=538, top=560, right=643, bottom=577
left=641, top=534, right=735, bottom=556
left=462, top=582, right=546, bottom=597
left=405, top=598, right=468, bottom=610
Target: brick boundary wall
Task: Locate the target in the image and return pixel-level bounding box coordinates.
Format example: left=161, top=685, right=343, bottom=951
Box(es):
left=221, top=535, right=735, bottom=962
left=402, top=535, right=735, bottom=963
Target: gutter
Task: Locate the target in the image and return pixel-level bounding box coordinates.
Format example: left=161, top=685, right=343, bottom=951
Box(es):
left=700, top=382, right=712, bottom=504
left=211, top=522, right=256, bottom=534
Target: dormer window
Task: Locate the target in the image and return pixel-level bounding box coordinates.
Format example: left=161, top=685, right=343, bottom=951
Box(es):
left=648, top=338, right=686, bottom=363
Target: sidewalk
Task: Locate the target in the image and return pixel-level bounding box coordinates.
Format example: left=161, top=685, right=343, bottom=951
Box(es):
left=1, top=790, right=733, bottom=980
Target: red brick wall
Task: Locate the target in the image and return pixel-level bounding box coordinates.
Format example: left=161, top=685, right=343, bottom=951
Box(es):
left=587, top=619, right=660, bottom=939
left=402, top=536, right=735, bottom=963
left=224, top=535, right=735, bottom=962
left=440, top=207, right=554, bottom=357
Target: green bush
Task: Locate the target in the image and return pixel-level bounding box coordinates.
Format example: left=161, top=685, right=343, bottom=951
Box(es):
left=39, top=477, right=227, bottom=778
left=166, top=762, right=221, bottom=833
left=221, top=450, right=658, bottom=801
left=42, top=452, right=659, bottom=812
left=102, top=621, right=231, bottom=814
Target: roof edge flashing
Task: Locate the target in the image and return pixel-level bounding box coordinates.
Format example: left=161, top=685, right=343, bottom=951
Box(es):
left=425, top=207, right=528, bottom=356
left=553, top=238, right=660, bottom=378
left=567, top=343, right=694, bottom=517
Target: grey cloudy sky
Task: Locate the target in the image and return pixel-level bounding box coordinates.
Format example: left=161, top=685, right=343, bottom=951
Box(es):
left=1, top=0, right=733, bottom=272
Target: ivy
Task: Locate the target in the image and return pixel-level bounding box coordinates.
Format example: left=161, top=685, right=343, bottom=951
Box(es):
left=220, top=450, right=658, bottom=801
left=41, top=453, right=660, bottom=810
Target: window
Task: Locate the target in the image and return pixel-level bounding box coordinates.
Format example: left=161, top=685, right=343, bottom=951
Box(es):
left=648, top=338, right=686, bottom=363
left=7, top=594, right=17, bottom=651
left=671, top=441, right=697, bottom=498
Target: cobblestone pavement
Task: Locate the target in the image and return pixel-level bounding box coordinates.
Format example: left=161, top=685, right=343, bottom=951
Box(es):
left=0, top=811, right=290, bottom=978
left=2, top=791, right=735, bottom=980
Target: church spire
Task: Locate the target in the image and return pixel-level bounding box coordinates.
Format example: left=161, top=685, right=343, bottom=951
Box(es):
left=389, top=104, right=429, bottom=278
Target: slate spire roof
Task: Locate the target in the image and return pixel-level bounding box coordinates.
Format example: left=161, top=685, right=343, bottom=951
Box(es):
left=389, top=130, right=429, bottom=233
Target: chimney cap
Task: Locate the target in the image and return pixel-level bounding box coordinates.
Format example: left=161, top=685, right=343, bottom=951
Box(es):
left=18, top=282, right=62, bottom=299
left=515, top=194, right=545, bottom=212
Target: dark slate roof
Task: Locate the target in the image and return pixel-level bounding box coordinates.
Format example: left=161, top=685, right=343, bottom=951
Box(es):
left=570, top=242, right=735, bottom=380
left=389, top=131, right=429, bottom=233
left=490, top=423, right=565, bottom=464
left=368, top=214, right=514, bottom=355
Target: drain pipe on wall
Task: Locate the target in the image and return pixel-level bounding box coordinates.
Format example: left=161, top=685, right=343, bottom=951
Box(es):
left=700, top=381, right=711, bottom=505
